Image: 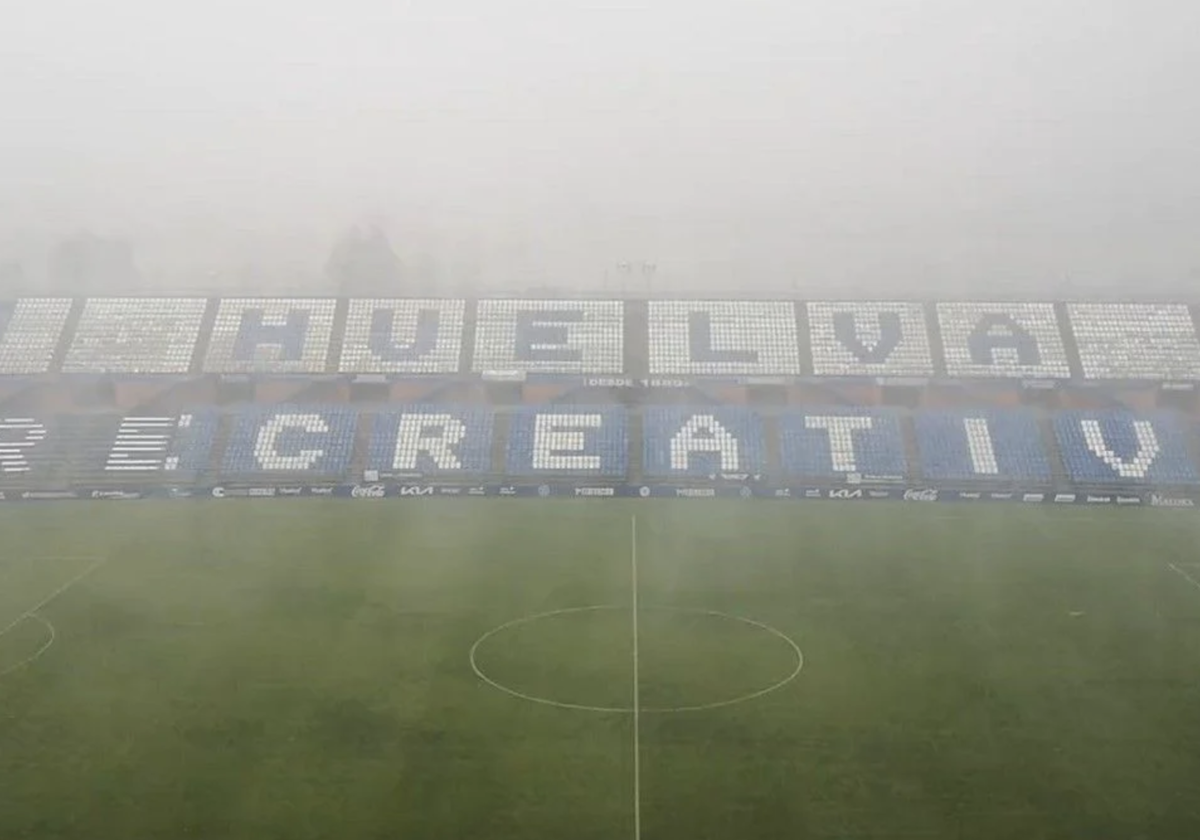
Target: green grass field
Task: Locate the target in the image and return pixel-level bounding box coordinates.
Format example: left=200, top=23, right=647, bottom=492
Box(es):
left=2, top=500, right=1200, bottom=839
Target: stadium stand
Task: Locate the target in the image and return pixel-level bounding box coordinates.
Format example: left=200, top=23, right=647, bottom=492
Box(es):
left=779, top=409, right=907, bottom=482
left=806, top=301, right=934, bottom=377
left=642, top=408, right=765, bottom=477
left=367, top=407, right=493, bottom=475
left=62, top=298, right=207, bottom=374
left=0, top=299, right=73, bottom=374
left=935, top=302, right=1072, bottom=379
left=1053, top=411, right=1199, bottom=485
left=647, top=301, right=802, bottom=376
left=1067, top=303, right=1200, bottom=381
left=221, top=406, right=357, bottom=479
left=472, top=299, right=624, bottom=374
left=204, top=299, right=338, bottom=373
left=913, top=410, right=1052, bottom=483
left=505, top=407, right=627, bottom=476
left=4, top=295, right=1200, bottom=498
left=339, top=299, right=465, bottom=373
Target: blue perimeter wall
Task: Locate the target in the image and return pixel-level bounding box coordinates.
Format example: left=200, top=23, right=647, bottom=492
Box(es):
left=3, top=483, right=1197, bottom=509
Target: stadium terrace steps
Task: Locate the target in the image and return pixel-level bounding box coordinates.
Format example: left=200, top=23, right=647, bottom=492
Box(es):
left=2, top=295, right=1200, bottom=382
left=0, top=405, right=1199, bottom=491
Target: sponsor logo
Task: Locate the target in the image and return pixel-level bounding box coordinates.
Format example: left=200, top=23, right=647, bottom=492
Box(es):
left=903, top=488, right=939, bottom=502
left=1085, top=495, right=1112, bottom=504
left=575, top=487, right=614, bottom=497
left=309, top=486, right=335, bottom=496
left=468, top=486, right=488, bottom=496
left=585, top=377, right=634, bottom=388
left=828, top=488, right=863, bottom=500
left=774, top=488, right=791, bottom=498
left=1023, top=493, right=1045, bottom=503
left=716, top=473, right=749, bottom=482
left=804, top=488, right=822, bottom=498
left=21, top=490, right=78, bottom=500
left=639, top=486, right=651, bottom=497
left=1053, top=493, right=1076, bottom=503
left=676, top=488, right=715, bottom=498
left=247, top=488, right=276, bottom=497
left=990, top=492, right=1014, bottom=500
left=958, top=492, right=982, bottom=500
left=1116, top=495, right=1142, bottom=505
left=642, top=378, right=689, bottom=388
left=1150, top=493, right=1194, bottom=508
left=867, top=490, right=892, bottom=499
left=537, top=485, right=550, bottom=497
left=278, top=487, right=304, bottom=496
left=351, top=484, right=387, bottom=498
left=498, top=486, right=517, bottom=496
left=398, top=485, right=433, bottom=497
left=212, top=487, right=226, bottom=498
left=438, top=487, right=463, bottom=496
left=90, top=490, right=141, bottom=500
left=167, top=487, right=192, bottom=499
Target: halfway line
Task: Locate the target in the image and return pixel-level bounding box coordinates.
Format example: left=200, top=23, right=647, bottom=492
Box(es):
left=631, top=514, right=642, bottom=840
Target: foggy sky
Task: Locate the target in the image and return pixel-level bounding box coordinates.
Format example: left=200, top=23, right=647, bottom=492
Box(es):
left=2, top=0, right=1198, bottom=296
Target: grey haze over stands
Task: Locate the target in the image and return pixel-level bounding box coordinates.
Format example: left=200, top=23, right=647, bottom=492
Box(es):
left=4, top=297, right=1200, bottom=380
left=1, top=0, right=1199, bottom=301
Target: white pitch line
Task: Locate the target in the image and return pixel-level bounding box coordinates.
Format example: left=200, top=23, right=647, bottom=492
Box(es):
left=0, top=556, right=108, bottom=641
left=1168, top=562, right=1200, bottom=594
left=630, top=514, right=642, bottom=840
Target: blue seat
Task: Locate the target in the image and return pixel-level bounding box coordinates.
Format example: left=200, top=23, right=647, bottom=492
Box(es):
left=914, top=410, right=1050, bottom=482
left=506, top=407, right=627, bottom=477
left=643, top=407, right=765, bottom=477
left=1053, top=410, right=1198, bottom=484
left=221, top=406, right=357, bottom=479
left=779, top=408, right=906, bottom=481
left=368, top=407, right=493, bottom=475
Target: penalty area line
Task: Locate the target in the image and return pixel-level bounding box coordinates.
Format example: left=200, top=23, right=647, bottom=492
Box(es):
left=1168, top=562, right=1200, bottom=594
left=0, top=556, right=109, bottom=641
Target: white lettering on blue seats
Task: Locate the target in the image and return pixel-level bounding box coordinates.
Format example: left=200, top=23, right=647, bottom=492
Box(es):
left=473, top=300, right=624, bottom=374
left=1068, top=303, right=1200, bottom=380
left=506, top=408, right=627, bottom=475
left=1053, top=411, right=1198, bottom=484
left=642, top=408, right=765, bottom=477
left=779, top=410, right=907, bottom=480
left=936, top=302, right=1070, bottom=378
left=103, top=414, right=216, bottom=474
left=648, top=301, right=801, bottom=375
left=0, top=299, right=72, bottom=374
left=807, top=302, right=933, bottom=376
left=62, top=298, right=207, bottom=374
left=368, top=409, right=492, bottom=474
left=913, top=410, right=1051, bottom=481
left=339, top=299, right=464, bottom=373
left=255, top=414, right=329, bottom=470
left=204, top=299, right=337, bottom=373
left=222, top=408, right=356, bottom=476
left=0, top=418, right=47, bottom=473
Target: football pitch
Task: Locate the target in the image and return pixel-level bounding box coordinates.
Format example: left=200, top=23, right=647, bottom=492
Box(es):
left=2, top=500, right=1200, bottom=839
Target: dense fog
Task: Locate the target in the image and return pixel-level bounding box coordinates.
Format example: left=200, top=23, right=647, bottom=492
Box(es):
left=2, top=0, right=1198, bottom=297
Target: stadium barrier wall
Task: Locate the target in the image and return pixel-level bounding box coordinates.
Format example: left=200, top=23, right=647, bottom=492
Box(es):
left=1, top=483, right=1198, bottom=508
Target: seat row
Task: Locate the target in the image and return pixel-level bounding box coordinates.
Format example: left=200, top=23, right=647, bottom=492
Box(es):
left=3, top=298, right=1200, bottom=380
left=0, top=407, right=1197, bottom=485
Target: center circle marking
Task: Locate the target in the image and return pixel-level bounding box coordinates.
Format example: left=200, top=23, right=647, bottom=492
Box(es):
left=469, top=604, right=803, bottom=713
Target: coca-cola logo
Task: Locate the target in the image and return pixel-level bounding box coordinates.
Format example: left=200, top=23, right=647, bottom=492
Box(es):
left=903, top=488, right=938, bottom=502
left=351, top=484, right=387, bottom=498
